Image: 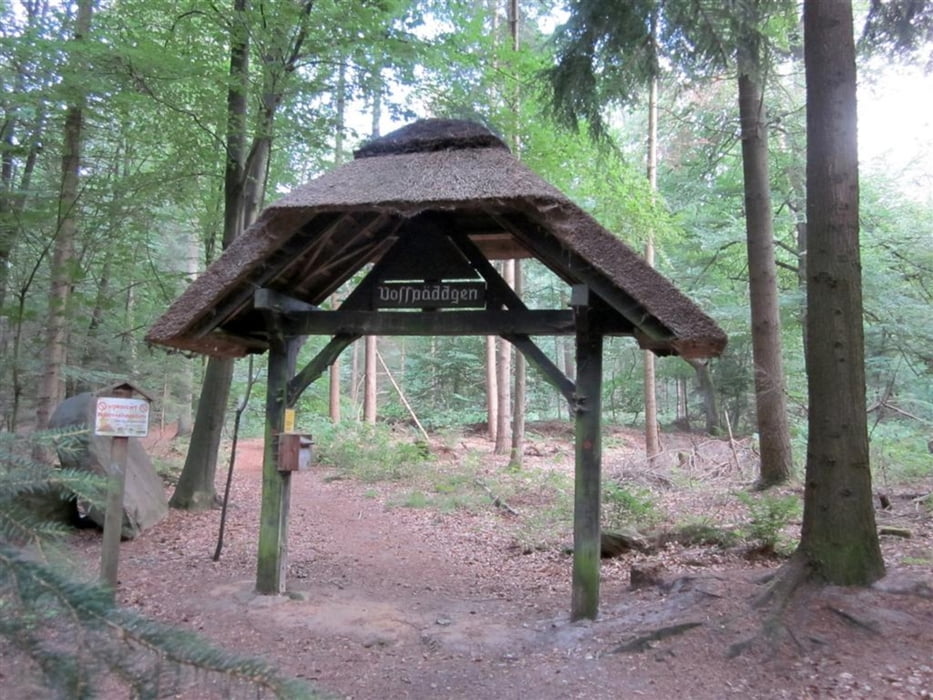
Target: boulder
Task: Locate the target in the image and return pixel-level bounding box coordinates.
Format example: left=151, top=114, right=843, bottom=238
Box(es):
left=49, top=392, right=168, bottom=539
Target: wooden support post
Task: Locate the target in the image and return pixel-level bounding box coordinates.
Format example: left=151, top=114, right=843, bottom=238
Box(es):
left=100, top=389, right=130, bottom=594
left=571, top=289, right=603, bottom=621
left=95, top=382, right=154, bottom=596
left=256, top=335, right=300, bottom=594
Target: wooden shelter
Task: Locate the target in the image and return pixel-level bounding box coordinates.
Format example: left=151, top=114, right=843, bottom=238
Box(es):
left=147, top=119, right=726, bottom=620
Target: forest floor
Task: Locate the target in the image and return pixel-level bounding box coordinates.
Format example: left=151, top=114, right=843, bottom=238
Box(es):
left=66, top=422, right=932, bottom=699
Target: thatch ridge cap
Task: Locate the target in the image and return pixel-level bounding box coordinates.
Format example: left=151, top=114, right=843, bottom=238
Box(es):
left=354, top=118, right=509, bottom=159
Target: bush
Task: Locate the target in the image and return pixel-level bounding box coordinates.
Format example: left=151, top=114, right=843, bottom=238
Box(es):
left=311, top=420, right=429, bottom=483
left=736, top=491, right=801, bottom=555
left=602, top=481, right=660, bottom=531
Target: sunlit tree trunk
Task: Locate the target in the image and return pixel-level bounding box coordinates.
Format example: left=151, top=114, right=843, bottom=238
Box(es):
left=364, top=336, right=377, bottom=424
left=794, top=0, right=884, bottom=584
left=176, top=230, right=201, bottom=434
left=510, top=261, right=525, bottom=468
left=494, top=260, right=514, bottom=454
left=329, top=62, right=348, bottom=424
left=351, top=341, right=360, bottom=407
left=486, top=336, right=498, bottom=440
left=686, top=358, right=720, bottom=434
left=507, top=0, right=525, bottom=466
left=362, top=75, right=382, bottom=426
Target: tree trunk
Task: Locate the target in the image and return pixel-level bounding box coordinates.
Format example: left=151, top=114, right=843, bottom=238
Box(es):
left=507, top=3, right=524, bottom=465
left=686, top=358, right=720, bottom=435
left=350, top=339, right=360, bottom=406
left=172, top=0, right=250, bottom=509
left=560, top=292, right=575, bottom=421
left=35, top=0, right=94, bottom=436
left=510, top=260, right=525, bottom=468
left=362, top=70, right=382, bottom=426
left=172, top=0, right=314, bottom=509
left=0, top=114, right=43, bottom=312
left=170, top=357, right=234, bottom=509
left=737, top=33, right=792, bottom=487
left=486, top=335, right=498, bottom=440
left=495, top=260, right=514, bottom=455
left=76, top=254, right=112, bottom=393
left=643, top=61, right=661, bottom=463
left=177, top=230, right=201, bottom=432
left=364, top=335, right=377, bottom=424
left=329, top=62, right=348, bottom=424
left=796, top=0, right=884, bottom=585
left=797, top=219, right=808, bottom=358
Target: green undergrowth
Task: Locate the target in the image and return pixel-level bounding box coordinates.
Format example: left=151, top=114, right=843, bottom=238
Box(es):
left=312, top=421, right=430, bottom=483
left=310, top=422, right=817, bottom=560
left=871, top=422, right=933, bottom=484
left=511, top=470, right=575, bottom=552
left=735, top=490, right=802, bottom=556
left=602, top=481, right=663, bottom=531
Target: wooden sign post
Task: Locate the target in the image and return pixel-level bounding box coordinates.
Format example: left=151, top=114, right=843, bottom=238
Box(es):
left=94, top=382, right=152, bottom=593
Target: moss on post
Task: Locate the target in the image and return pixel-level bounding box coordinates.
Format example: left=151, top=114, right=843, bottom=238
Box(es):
left=571, top=298, right=603, bottom=621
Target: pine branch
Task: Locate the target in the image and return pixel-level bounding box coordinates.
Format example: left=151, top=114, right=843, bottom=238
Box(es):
left=0, top=546, right=313, bottom=698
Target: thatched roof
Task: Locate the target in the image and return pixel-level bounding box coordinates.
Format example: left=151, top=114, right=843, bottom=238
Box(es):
left=146, top=118, right=726, bottom=359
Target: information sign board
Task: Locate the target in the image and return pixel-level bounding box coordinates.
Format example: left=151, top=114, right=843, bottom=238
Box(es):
left=94, top=397, right=150, bottom=437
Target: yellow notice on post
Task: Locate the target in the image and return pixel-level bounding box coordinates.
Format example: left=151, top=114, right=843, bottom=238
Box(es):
left=284, top=408, right=295, bottom=433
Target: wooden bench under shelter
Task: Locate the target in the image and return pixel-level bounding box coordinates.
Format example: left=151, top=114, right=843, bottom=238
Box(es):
left=146, top=118, right=727, bottom=620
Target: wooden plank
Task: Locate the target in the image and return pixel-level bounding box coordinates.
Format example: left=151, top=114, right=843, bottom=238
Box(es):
left=571, top=303, right=603, bottom=621
left=282, top=310, right=579, bottom=336
left=370, top=223, right=480, bottom=281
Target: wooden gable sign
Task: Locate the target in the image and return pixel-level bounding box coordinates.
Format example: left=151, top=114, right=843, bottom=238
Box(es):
left=371, top=230, right=486, bottom=310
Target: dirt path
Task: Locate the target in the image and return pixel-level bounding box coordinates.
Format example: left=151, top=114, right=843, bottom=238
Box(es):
left=67, top=435, right=933, bottom=699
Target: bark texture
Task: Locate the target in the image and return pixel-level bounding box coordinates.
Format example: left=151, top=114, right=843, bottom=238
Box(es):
left=737, top=34, right=792, bottom=486
left=797, top=0, right=884, bottom=584
left=35, top=0, right=94, bottom=435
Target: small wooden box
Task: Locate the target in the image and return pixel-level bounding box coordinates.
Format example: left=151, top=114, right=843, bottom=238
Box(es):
left=277, top=433, right=313, bottom=472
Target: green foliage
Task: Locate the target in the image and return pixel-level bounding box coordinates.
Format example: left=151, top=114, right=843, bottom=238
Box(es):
left=870, top=421, right=933, bottom=483
left=311, top=420, right=429, bottom=483
left=0, top=429, right=103, bottom=545
left=736, top=490, right=801, bottom=555
left=512, top=470, right=575, bottom=552
left=0, top=431, right=312, bottom=698
left=397, top=490, right=430, bottom=508
left=860, top=0, right=933, bottom=68
left=602, top=481, right=660, bottom=531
